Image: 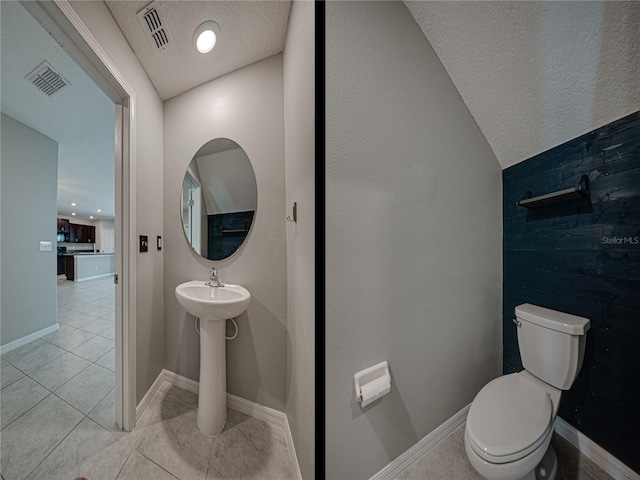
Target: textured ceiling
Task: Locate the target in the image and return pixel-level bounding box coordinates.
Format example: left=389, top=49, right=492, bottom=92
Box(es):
left=0, top=1, right=115, bottom=220
left=105, top=0, right=292, bottom=100
left=404, top=1, right=640, bottom=168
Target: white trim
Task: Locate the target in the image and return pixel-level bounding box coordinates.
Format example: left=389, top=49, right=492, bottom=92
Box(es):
left=370, top=404, right=471, bottom=480
left=135, top=368, right=167, bottom=420
left=162, top=369, right=200, bottom=395
left=284, top=415, right=303, bottom=480
left=138, top=370, right=289, bottom=431
left=554, top=417, right=640, bottom=480
left=227, top=393, right=286, bottom=427
left=0, top=324, right=59, bottom=355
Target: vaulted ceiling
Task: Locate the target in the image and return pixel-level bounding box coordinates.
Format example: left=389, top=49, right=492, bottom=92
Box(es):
left=105, top=1, right=292, bottom=100
left=405, top=1, right=640, bottom=168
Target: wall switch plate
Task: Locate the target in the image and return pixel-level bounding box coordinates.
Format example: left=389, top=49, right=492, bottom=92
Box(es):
left=40, top=241, right=53, bottom=251
left=157, top=236, right=162, bottom=251
left=140, top=235, right=148, bottom=252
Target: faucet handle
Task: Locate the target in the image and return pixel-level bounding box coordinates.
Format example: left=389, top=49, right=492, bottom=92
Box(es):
left=210, top=267, right=216, bottom=278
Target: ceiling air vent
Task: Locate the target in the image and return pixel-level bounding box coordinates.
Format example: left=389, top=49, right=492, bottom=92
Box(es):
left=137, top=1, right=174, bottom=53
left=25, top=62, right=70, bottom=97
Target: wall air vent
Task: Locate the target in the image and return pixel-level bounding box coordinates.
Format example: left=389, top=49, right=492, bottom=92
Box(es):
left=137, top=1, right=174, bottom=53
left=25, top=62, right=70, bottom=97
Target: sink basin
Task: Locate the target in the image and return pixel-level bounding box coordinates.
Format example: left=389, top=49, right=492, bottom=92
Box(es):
left=175, top=280, right=251, bottom=321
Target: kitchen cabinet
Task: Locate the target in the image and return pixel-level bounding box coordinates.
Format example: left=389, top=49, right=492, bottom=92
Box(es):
left=57, top=218, right=70, bottom=233
left=69, top=223, right=95, bottom=243
left=57, top=256, right=65, bottom=275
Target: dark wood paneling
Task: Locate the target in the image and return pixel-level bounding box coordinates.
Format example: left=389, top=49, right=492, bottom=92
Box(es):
left=503, top=111, right=640, bottom=472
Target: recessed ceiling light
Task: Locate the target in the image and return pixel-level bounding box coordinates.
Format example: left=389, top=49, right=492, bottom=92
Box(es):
left=71, top=202, right=76, bottom=206
left=90, top=216, right=94, bottom=219
left=71, top=212, right=76, bottom=216
left=97, top=209, right=101, bottom=212
left=193, top=21, right=220, bottom=54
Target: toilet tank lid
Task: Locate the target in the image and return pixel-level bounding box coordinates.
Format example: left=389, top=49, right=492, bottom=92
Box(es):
left=515, top=304, right=590, bottom=335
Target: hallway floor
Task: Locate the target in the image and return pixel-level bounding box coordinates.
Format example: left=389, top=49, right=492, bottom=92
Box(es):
left=1, top=277, right=296, bottom=480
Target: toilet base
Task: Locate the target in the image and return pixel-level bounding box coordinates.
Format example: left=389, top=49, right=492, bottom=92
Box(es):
left=535, top=446, right=557, bottom=480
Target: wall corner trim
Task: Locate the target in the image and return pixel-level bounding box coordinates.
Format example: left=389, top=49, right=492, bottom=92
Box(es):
left=369, top=404, right=471, bottom=480
left=137, top=368, right=300, bottom=479
left=554, top=417, right=640, bottom=480
left=284, top=414, right=303, bottom=480
left=0, top=324, right=59, bottom=355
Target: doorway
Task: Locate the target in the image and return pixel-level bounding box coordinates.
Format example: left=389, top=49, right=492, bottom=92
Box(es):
left=19, top=0, right=137, bottom=431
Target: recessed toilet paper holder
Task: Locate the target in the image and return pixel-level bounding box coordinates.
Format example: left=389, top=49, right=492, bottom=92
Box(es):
left=354, top=361, right=392, bottom=407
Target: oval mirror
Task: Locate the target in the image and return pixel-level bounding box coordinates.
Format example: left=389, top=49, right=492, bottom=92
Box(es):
left=181, top=138, right=257, bottom=261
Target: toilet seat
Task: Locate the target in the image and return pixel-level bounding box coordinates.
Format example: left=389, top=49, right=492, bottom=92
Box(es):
left=466, top=373, right=553, bottom=464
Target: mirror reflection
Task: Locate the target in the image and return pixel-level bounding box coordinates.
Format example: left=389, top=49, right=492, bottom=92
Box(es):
left=181, top=138, right=257, bottom=261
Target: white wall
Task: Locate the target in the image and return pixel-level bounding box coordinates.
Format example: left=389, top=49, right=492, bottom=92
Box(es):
left=195, top=148, right=257, bottom=214
left=1, top=113, right=59, bottom=345
left=283, top=0, right=315, bottom=477
left=68, top=1, right=165, bottom=405
left=163, top=55, right=287, bottom=411
left=326, top=2, right=503, bottom=478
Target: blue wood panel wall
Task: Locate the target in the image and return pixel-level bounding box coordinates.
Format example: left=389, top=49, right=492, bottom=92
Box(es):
left=503, top=111, right=640, bottom=472
left=207, top=210, right=254, bottom=260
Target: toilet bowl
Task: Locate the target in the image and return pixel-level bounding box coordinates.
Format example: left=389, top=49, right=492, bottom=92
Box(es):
left=464, top=304, right=590, bottom=480
left=464, top=372, right=558, bottom=480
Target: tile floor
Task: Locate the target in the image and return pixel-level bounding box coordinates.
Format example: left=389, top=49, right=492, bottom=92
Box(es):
left=1, top=277, right=296, bottom=480
left=398, top=424, right=614, bottom=480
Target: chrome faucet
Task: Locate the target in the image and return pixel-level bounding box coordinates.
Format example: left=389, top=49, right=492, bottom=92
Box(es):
left=208, top=267, right=224, bottom=287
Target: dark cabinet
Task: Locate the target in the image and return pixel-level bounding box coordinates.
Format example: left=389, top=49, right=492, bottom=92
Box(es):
left=57, top=218, right=70, bottom=233
left=57, top=256, right=66, bottom=275
left=69, top=223, right=96, bottom=243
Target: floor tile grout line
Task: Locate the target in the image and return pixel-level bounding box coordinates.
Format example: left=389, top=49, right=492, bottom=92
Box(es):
left=0, top=387, right=54, bottom=433
left=19, top=399, right=105, bottom=480
left=133, top=448, right=182, bottom=480
left=113, top=448, right=135, bottom=480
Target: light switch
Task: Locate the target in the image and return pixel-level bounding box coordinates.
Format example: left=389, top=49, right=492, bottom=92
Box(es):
left=40, top=241, right=52, bottom=251
left=140, top=235, right=148, bottom=253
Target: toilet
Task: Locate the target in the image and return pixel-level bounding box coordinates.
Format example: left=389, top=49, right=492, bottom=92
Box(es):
left=464, top=304, right=590, bottom=480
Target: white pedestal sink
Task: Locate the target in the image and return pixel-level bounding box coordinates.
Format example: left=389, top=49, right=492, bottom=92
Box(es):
left=175, top=280, right=250, bottom=436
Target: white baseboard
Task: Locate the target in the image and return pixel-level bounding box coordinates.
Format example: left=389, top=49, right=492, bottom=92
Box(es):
left=370, top=404, right=471, bottom=480
left=0, top=324, right=59, bottom=355
left=284, top=415, right=303, bottom=480
left=137, top=369, right=289, bottom=433
left=135, top=368, right=167, bottom=420
left=554, top=417, right=639, bottom=480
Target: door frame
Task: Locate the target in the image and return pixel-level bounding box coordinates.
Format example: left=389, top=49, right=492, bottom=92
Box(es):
left=20, top=0, right=137, bottom=430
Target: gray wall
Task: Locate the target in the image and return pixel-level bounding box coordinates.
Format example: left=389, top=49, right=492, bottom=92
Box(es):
left=283, top=0, right=315, bottom=477
left=325, top=2, right=503, bottom=478
left=1, top=113, right=59, bottom=345
left=68, top=1, right=165, bottom=405
left=163, top=55, right=287, bottom=411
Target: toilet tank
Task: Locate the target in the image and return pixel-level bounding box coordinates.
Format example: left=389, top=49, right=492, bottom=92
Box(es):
left=515, top=304, right=590, bottom=390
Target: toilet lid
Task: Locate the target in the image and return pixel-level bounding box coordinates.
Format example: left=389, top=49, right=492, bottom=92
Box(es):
left=466, top=373, right=553, bottom=463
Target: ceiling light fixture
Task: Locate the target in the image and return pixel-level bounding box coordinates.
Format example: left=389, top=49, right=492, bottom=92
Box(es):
left=71, top=202, right=76, bottom=206
left=90, top=216, right=94, bottom=219
left=71, top=212, right=76, bottom=216
left=97, top=209, right=101, bottom=212
left=193, top=21, right=220, bottom=54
